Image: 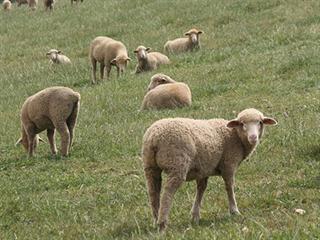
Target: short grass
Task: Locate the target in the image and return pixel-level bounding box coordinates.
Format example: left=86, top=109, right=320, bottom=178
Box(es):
left=0, top=0, right=320, bottom=239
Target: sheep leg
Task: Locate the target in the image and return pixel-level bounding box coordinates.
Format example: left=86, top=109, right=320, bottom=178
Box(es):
left=106, top=65, right=111, bottom=80
left=55, top=122, right=70, bottom=157
left=66, top=102, right=79, bottom=149
left=47, top=129, right=57, bottom=155
left=117, top=67, right=120, bottom=78
left=191, top=177, right=208, bottom=224
left=222, top=172, right=240, bottom=215
left=100, top=63, right=105, bottom=80
left=144, top=166, right=162, bottom=225
left=157, top=173, right=185, bottom=232
left=91, top=59, right=97, bottom=84
left=27, top=132, right=36, bottom=157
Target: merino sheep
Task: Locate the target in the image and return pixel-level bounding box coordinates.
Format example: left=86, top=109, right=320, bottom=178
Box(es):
left=27, top=0, right=38, bottom=10
left=142, top=108, right=277, bottom=232
left=134, top=46, right=170, bottom=74
left=17, top=0, right=28, bottom=6
left=16, top=87, right=80, bottom=157
left=3, top=0, right=12, bottom=11
left=89, top=36, right=130, bottom=84
left=44, top=0, right=54, bottom=10
left=71, top=0, right=83, bottom=4
left=46, top=49, right=71, bottom=65
left=164, top=28, right=203, bottom=54
left=140, top=73, right=191, bottom=110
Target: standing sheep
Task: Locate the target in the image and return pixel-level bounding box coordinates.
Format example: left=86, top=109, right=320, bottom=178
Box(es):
left=164, top=28, right=203, bottom=54
left=142, top=108, right=277, bottom=232
left=89, top=36, right=130, bottom=84
left=44, top=0, right=54, bottom=10
left=134, top=46, right=170, bottom=74
left=27, top=0, right=38, bottom=10
left=2, top=0, right=12, bottom=11
left=140, top=73, right=192, bottom=110
left=17, top=0, right=28, bottom=7
left=46, top=49, right=71, bottom=65
left=71, top=0, right=83, bottom=5
left=16, top=87, right=80, bottom=157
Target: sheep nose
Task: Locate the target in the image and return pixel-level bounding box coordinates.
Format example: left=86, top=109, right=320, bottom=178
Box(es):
left=249, top=135, right=258, bottom=143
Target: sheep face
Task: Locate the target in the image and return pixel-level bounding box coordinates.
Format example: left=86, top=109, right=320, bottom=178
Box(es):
left=134, top=46, right=150, bottom=60
left=227, top=108, right=277, bottom=145
left=46, top=49, right=61, bottom=61
left=185, top=29, right=203, bottom=44
left=147, top=74, right=175, bottom=91
left=111, top=57, right=130, bottom=74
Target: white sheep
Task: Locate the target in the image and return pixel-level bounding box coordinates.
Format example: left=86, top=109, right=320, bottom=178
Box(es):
left=17, top=0, right=28, bottom=7
left=164, top=28, right=203, bottom=54
left=16, top=86, right=81, bottom=157
left=44, top=0, right=54, bottom=10
left=89, top=36, right=130, bottom=84
left=140, top=73, right=192, bottom=110
left=2, top=0, right=12, bottom=11
left=71, top=0, right=83, bottom=5
left=134, top=46, right=170, bottom=74
left=27, top=0, right=38, bottom=10
left=142, top=108, right=277, bottom=232
left=46, top=49, right=71, bottom=65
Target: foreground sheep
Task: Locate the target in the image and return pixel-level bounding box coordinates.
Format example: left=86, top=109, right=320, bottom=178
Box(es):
left=16, top=87, right=80, bottom=157
left=140, top=74, right=191, bottom=110
left=28, top=0, right=38, bottom=10
left=44, top=0, right=54, bottom=10
left=2, top=0, right=12, bottom=10
left=164, top=28, right=203, bottom=54
left=89, top=36, right=130, bottom=84
left=134, top=46, right=170, bottom=74
left=46, top=49, right=71, bottom=65
left=142, top=108, right=277, bottom=232
left=17, top=0, right=28, bottom=6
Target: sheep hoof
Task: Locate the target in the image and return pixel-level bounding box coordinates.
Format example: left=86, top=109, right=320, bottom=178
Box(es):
left=191, top=214, right=200, bottom=224
left=158, top=222, right=166, bottom=233
left=230, top=209, right=241, bottom=215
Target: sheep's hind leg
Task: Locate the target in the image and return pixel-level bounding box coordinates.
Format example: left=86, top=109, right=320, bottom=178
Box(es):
left=54, top=122, right=70, bottom=157
left=47, top=129, right=57, bottom=155
left=66, top=102, right=79, bottom=150
left=191, top=177, right=208, bottom=224
left=144, top=166, right=162, bottom=225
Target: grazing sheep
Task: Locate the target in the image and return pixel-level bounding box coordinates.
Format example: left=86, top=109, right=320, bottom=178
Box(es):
left=142, top=108, right=277, bottom=232
left=134, top=46, right=170, bottom=74
left=71, top=0, right=83, bottom=4
left=44, top=0, right=54, bottom=10
left=140, top=73, right=192, bottom=110
left=164, top=28, right=203, bottom=54
left=89, top=36, right=130, bottom=84
left=3, top=0, right=12, bottom=11
left=16, top=87, right=80, bottom=157
left=17, top=0, right=28, bottom=6
left=46, top=49, right=71, bottom=65
left=27, top=0, right=38, bottom=10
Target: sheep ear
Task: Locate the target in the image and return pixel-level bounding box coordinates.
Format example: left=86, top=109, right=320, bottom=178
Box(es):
left=198, top=30, right=203, bottom=34
left=15, top=138, right=22, bottom=146
left=126, top=57, right=131, bottom=61
left=133, top=50, right=138, bottom=53
left=111, top=59, right=117, bottom=65
left=46, top=52, right=50, bottom=55
left=184, top=32, right=190, bottom=36
left=227, top=119, right=242, bottom=128
left=146, top=47, right=151, bottom=52
left=262, top=117, right=277, bottom=126
left=57, top=50, right=62, bottom=54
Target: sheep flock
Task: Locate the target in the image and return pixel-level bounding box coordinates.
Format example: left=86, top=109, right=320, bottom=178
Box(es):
left=3, top=0, right=294, bottom=235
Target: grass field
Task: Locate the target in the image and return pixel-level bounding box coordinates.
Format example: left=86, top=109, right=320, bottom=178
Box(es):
left=1, top=0, right=320, bottom=239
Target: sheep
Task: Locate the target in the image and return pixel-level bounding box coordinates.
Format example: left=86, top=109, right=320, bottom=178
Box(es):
left=142, top=108, right=277, bottom=232
left=89, top=36, right=130, bottom=84
left=27, top=0, right=38, bottom=10
left=46, top=49, right=71, bottom=65
left=17, top=0, right=28, bottom=7
left=16, top=87, right=80, bottom=157
left=140, top=73, right=192, bottom=110
left=134, top=46, right=170, bottom=74
left=44, top=0, right=54, bottom=10
left=3, top=0, right=12, bottom=11
left=71, top=0, right=83, bottom=5
left=164, top=28, right=203, bottom=54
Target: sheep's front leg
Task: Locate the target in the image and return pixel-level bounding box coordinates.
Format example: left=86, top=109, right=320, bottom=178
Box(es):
left=100, top=63, right=105, bottom=80
left=191, top=177, right=208, bottom=223
left=47, top=129, right=57, bottom=155
left=105, top=64, right=111, bottom=80
left=116, top=67, right=120, bottom=78
left=222, top=172, right=240, bottom=215
left=27, top=133, right=36, bottom=157
left=91, top=59, right=97, bottom=84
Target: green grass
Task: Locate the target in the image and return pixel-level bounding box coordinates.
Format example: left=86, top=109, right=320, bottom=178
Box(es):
left=1, top=0, right=320, bottom=239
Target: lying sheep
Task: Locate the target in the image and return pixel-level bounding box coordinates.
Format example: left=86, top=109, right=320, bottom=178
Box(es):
left=142, top=108, right=277, bottom=232
left=17, top=0, right=28, bottom=6
left=134, top=46, right=170, bottom=74
left=44, top=0, right=54, bottom=10
left=16, top=87, right=80, bottom=157
left=89, top=36, right=130, bottom=84
left=140, top=73, right=191, bottom=110
left=3, top=0, right=12, bottom=10
left=46, top=49, right=71, bottom=65
left=71, top=0, right=83, bottom=4
left=164, top=28, right=203, bottom=54
left=28, top=0, right=38, bottom=10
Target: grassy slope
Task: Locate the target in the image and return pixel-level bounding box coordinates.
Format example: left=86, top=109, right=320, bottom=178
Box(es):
left=0, top=0, right=319, bottom=239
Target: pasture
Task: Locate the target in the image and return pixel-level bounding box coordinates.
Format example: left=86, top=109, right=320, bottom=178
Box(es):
left=0, top=0, right=319, bottom=239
